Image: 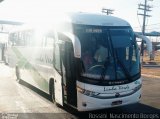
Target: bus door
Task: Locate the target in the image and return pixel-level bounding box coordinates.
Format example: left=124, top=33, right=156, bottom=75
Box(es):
left=54, top=42, right=63, bottom=106
left=61, top=41, right=77, bottom=107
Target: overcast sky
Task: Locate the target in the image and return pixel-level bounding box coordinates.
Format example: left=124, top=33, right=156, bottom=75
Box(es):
left=0, top=0, right=160, bottom=32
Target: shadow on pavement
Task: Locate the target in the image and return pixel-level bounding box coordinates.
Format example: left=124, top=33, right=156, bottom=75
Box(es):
left=18, top=79, right=160, bottom=119
left=18, top=79, right=51, bottom=100
left=58, top=102, right=160, bottom=119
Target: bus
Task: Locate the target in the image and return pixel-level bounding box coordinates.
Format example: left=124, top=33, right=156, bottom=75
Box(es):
left=6, top=13, right=149, bottom=111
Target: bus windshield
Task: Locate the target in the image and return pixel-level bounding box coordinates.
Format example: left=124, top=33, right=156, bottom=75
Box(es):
left=73, top=25, right=140, bottom=81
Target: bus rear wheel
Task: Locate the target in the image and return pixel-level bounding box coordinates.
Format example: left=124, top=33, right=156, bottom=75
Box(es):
left=50, top=80, right=55, bottom=103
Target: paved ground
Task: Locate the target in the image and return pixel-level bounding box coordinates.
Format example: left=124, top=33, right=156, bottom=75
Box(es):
left=0, top=63, right=159, bottom=119
left=0, top=63, right=76, bottom=119
left=141, top=73, right=160, bottom=109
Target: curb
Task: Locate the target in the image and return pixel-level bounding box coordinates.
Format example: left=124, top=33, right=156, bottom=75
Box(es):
left=142, top=74, right=160, bottom=79
left=142, top=65, right=160, bottom=67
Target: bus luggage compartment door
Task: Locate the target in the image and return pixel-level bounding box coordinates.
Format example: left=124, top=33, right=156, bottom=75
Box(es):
left=54, top=72, right=63, bottom=106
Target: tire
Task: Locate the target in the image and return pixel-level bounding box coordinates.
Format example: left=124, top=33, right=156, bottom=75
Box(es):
left=15, top=65, right=20, bottom=81
left=50, top=80, right=55, bottom=103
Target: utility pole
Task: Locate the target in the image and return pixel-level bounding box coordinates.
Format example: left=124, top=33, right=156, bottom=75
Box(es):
left=138, top=0, right=153, bottom=35
left=138, top=0, right=153, bottom=62
left=102, top=8, right=114, bottom=15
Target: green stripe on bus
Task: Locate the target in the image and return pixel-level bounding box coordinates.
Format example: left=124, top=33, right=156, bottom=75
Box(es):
left=12, top=47, right=49, bottom=93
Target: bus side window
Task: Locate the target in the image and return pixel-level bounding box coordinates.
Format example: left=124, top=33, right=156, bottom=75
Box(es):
left=54, top=43, right=61, bottom=74
left=46, top=37, right=54, bottom=47
left=43, top=35, right=55, bottom=47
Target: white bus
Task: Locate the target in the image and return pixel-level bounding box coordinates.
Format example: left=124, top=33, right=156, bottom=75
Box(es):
left=7, top=13, right=145, bottom=111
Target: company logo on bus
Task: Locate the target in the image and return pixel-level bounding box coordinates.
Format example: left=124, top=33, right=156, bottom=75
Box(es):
left=108, top=80, right=126, bottom=85
left=104, top=85, right=129, bottom=92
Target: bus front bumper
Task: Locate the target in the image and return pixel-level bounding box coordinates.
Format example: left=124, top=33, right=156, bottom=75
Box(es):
left=77, top=89, right=141, bottom=111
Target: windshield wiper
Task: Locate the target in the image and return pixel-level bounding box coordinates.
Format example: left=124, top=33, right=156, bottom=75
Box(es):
left=100, top=58, right=110, bottom=80
left=115, top=50, right=132, bottom=81
left=107, top=29, right=133, bottom=81
left=99, top=34, right=112, bottom=81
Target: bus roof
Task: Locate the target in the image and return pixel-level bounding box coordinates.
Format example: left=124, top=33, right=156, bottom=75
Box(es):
left=10, top=12, right=131, bottom=33
left=67, top=12, right=131, bottom=27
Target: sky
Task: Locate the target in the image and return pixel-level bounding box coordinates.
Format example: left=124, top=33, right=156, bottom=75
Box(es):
left=0, top=0, right=160, bottom=32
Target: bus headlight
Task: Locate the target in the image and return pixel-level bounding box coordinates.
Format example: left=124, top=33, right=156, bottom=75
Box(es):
left=77, top=86, right=99, bottom=96
left=77, top=86, right=85, bottom=94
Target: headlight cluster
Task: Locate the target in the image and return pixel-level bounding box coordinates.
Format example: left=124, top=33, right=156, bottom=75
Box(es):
left=77, top=86, right=99, bottom=96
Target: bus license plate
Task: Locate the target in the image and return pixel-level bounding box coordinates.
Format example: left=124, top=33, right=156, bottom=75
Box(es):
left=111, top=100, right=122, bottom=106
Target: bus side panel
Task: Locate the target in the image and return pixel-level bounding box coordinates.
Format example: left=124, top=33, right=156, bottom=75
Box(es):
left=11, top=46, right=50, bottom=94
